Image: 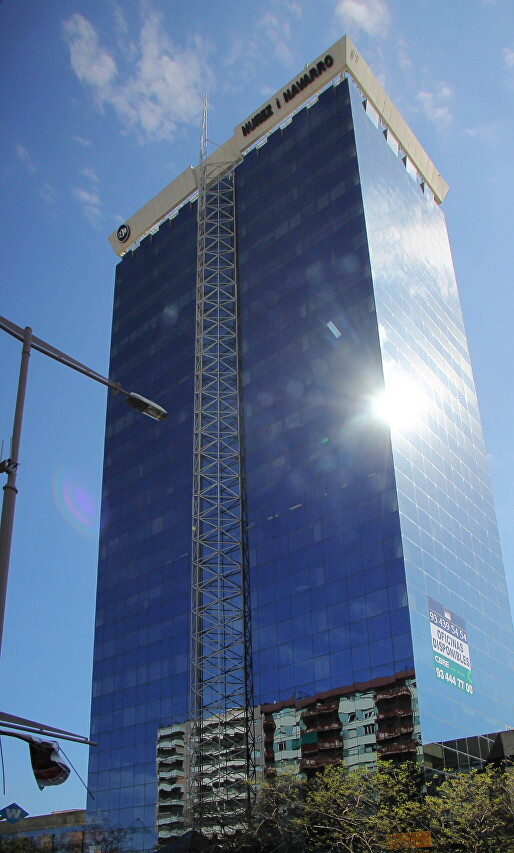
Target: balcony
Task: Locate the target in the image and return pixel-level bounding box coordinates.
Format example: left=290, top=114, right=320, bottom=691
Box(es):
left=157, top=803, right=185, bottom=817
left=157, top=814, right=185, bottom=826
left=158, top=767, right=185, bottom=780
left=301, top=742, right=319, bottom=754
left=303, top=721, right=341, bottom=734
left=377, top=741, right=417, bottom=755
left=158, top=756, right=184, bottom=767
left=376, top=725, right=414, bottom=741
left=318, top=739, right=344, bottom=751
left=376, top=686, right=411, bottom=702
left=300, top=755, right=341, bottom=769
left=301, top=701, right=339, bottom=718
left=376, top=707, right=413, bottom=721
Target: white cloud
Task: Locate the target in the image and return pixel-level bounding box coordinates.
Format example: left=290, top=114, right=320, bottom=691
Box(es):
left=16, top=145, right=37, bottom=174
left=63, top=14, right=118, bottom=93
left=73, top=186, right=102, bottom=226
left=79, top=166, right=99, bottom=183
left=16, top=145, right=57, bottom=212
left=282, top=0, right=302, bottom=16
left=62, top=10, right=214, bottom=143
left=398, top=47, right=412, bottom=71
left=503, top=46, right=514, bottom=68
left=223, top=36, right=253, bottom=68
left=72, top=167, right=103, bottom=226
left=502, top=47, right=514, bottom=90
left=465, top=122, right=501, bottom=146
left=261, top=0, right=304, bottom=58
left=334, top=0, right=391, bottom=38
left=73, top=134, right=92, bottom=146
left=416, top=81, right=454, bottom=128
left=258, top=11, right=294, bottom=65
left=225, top=0, right=302, bottom=88
left=221, top=35, right=261, bottom=95
left=111, top=3, right=137, bottom=63
left=111, top=3, right=129, bottom=41
left=73, top=187, right=101, bottom=206
left=40, top=183, right=57, bottom=209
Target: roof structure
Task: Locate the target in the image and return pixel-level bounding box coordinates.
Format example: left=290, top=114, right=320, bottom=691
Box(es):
left=108, top=35, right=449, bottom=257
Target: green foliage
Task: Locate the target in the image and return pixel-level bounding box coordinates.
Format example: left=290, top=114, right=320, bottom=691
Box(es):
left=251, top=768, right=305, bottom=852
left=297, top=761, right=428, bottom=853
left=213, top=761, right=514, bottom=853
left=425, top=764, right=514, bottom=853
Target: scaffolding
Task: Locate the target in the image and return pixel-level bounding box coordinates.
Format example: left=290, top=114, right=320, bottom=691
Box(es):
left=190, top=98, right=255, bottom=833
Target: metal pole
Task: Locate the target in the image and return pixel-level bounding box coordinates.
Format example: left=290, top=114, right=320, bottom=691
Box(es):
left=0, top=326, right=32, bottom=656
left=0, top=316, right=166, bottom=659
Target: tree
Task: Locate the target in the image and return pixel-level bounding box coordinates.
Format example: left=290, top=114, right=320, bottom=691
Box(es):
left=86, top=825, right=135, bottom=853
left=193, top=760, right=514, bottom=852
left=0, top=839, right=42, bottom=853
left=211, top=769, right=305, bottom=852
left=297, top=761, right=428, bottom=853
left=251, top=768, right=305, bottom=852
left=425, top=764, right=514, bottom=853
left=296, top=761, right=514, bottom=852
left=60, top=823, right=135, bottom=853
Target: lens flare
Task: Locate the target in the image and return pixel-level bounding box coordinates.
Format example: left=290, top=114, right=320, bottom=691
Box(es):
left=372, top=370, right=429, bottom=432
left=52, top=470, right=97, bottom=538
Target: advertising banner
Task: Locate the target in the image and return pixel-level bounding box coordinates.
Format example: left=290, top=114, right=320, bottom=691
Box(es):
left=428, top=597, right=473, bottom=695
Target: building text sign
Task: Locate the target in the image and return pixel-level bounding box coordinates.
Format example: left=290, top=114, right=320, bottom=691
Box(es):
left=428, top=597, right=473, bottom=695
left=240, top=55, right=335, bottom=138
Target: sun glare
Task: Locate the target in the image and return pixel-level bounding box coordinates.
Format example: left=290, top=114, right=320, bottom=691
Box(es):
left=372, top=372, right=429, bottom=432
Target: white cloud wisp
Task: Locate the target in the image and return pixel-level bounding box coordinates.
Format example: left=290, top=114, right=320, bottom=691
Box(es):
left=416, top=80, right=454, bottom=128
left=72, top=167, right=103, bottom=227
left=63, top=11, right=213, bottom=143
left=334, top=0, right=391, bottom=38
left=16, top=145, right=37, bottom=175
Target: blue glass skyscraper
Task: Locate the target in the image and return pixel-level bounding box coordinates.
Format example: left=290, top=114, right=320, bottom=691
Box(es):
left=87, top=36, right=514, bottom=843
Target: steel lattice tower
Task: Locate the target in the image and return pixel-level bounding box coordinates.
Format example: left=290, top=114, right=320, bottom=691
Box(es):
left=189, top=98, right=255, bottom=833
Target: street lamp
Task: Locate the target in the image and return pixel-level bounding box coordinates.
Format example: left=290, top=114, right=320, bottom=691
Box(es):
left=0, top=314, right=167, bottom=656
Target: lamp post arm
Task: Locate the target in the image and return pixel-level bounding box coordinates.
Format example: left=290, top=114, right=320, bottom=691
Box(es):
left=0, top=710, right=95, bottom=746
left=0, top=314, right=167, bottom=657
left=0, top=317, right=124, bottom=658
left=0, top=314, right=127, bottom=396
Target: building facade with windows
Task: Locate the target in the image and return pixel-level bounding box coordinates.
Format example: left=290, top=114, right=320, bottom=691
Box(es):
left=87, top=36, right=514, bottom=845
left=0, top=810, right=86, bottom=851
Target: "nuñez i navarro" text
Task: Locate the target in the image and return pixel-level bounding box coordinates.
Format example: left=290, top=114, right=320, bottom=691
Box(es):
left=241, top=54, right=334, bottom=138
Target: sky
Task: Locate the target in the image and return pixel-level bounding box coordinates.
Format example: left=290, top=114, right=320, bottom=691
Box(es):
left=1, top=0, right=514, bottom=820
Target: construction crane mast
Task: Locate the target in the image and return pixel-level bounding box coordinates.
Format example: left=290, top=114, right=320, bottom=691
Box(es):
left=189, top=97, right=256, bottom=834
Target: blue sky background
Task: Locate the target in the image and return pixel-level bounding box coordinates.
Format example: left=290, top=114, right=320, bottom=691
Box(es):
left=1, top=0, right=514, bottom=819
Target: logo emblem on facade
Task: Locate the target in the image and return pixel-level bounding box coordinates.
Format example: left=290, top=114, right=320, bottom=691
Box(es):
left=0, top=803, right=28, bottom=823
left=117, top=223, right=130, bottom=243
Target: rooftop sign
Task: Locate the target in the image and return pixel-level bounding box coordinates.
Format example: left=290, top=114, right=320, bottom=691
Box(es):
left=238, top=52, right=336, bottom=143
